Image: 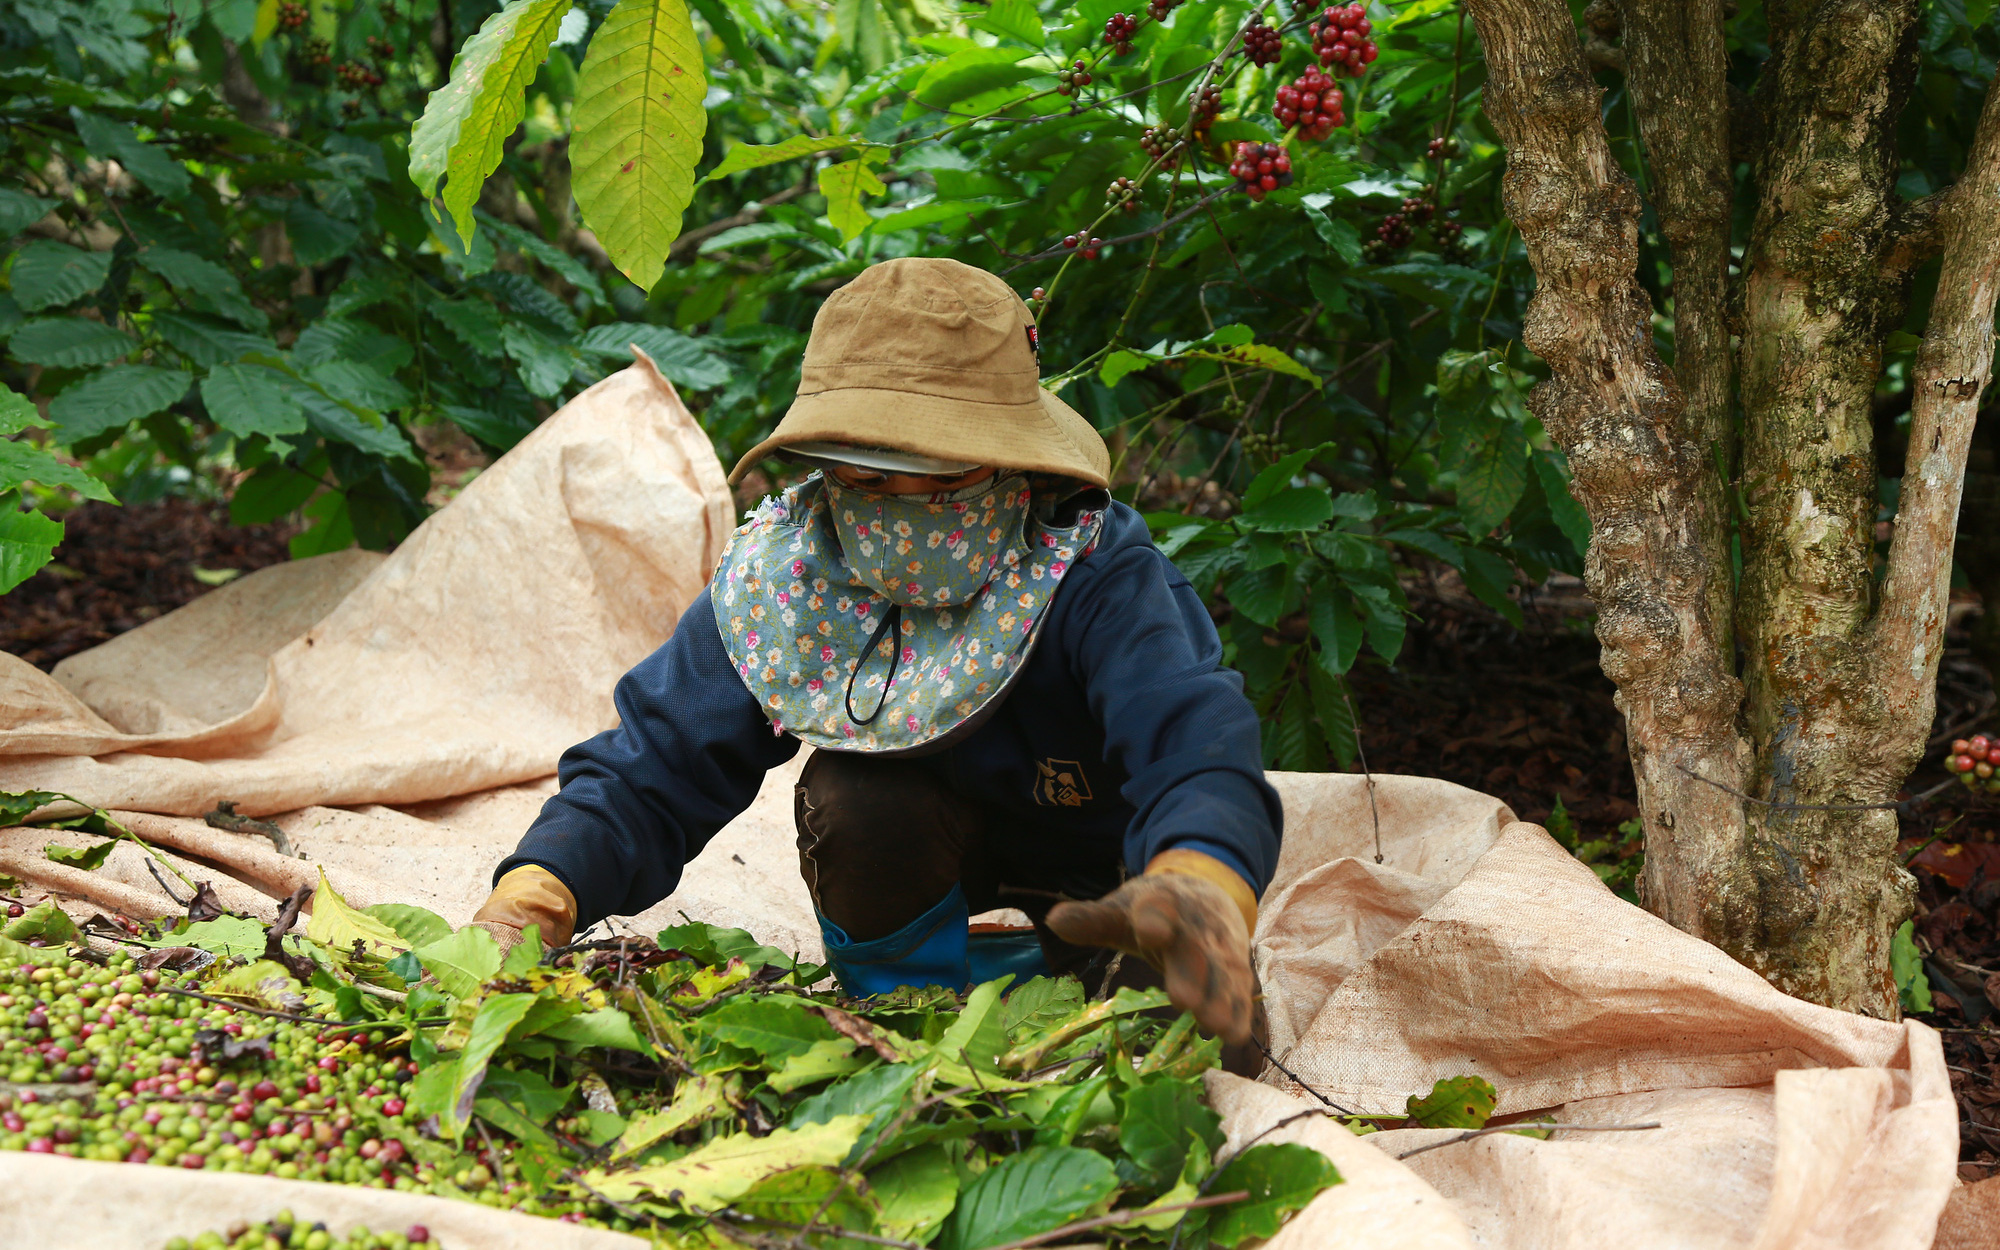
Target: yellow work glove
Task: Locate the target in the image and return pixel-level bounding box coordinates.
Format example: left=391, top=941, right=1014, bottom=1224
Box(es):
left=470, top=865, right=578, bottom=959
left=1045, top=848, right=1258, bottom=1045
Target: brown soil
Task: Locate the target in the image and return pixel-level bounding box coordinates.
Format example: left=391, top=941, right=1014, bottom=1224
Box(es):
left=0, top=499, right=295, bottom=670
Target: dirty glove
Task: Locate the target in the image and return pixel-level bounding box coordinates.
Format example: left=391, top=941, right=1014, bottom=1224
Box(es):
left=1045, top=849, right=1257, bottom=1045
left=469, top=865, right=577, bottom=959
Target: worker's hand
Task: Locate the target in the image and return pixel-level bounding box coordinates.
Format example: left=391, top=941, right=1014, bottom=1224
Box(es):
left=470, top=865, right=577, bottom=959
left=1046, top=852, right=1256, bottom=1045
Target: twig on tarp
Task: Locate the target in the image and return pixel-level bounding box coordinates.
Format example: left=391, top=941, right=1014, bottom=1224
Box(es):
left=205, top=799, right=297, bottom=859
left=1254, top=1038, right=1357, bottom=1115
left=1395, top=1120, right=1662, bottom=1160
left=145, top=858, right=190, bottom=907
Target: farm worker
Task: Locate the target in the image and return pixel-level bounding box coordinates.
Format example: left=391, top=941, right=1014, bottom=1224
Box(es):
left=471, top=258, right=1281, bottom=1044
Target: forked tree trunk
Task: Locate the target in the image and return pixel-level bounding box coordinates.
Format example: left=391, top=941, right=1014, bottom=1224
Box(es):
left=1465, top=0, right=2000, bottom=1015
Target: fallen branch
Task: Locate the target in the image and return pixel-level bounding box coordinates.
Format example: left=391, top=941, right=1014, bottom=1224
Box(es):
left=1395, top=1120, right=1663, bottom=1160
left=204, top=800, right=296, bottom=859
left=112, top=810, right=322, bottom=902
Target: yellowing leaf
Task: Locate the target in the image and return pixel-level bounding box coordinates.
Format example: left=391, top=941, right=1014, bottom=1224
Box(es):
left=615, top=1071, right=738, bottom=1158
left=704, top=134, right=876, bottom=183
left=1188, top=342, right=1318, bottom=383
left=588, top=1114, right=871, bottom=1209
left=306, top=867, right=408, bottom=959
left=819, top=153, right=888, bottom=242
left=409, top=0, right=573, bottom=245
left=768, top=1037, right=869, bottom=1093
left=570, top=0, right=709, bottom=289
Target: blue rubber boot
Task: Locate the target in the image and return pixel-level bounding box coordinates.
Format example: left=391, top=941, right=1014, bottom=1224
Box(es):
left=967, top=930, right=1050, bottom=986
left=820, top=884, right=972, bottom=997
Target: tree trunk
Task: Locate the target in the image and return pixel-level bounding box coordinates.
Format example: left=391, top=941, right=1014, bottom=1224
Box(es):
left=1462, top=0, right=1750, bottom=987
left=1468, top=0, right=2000, bottom=1015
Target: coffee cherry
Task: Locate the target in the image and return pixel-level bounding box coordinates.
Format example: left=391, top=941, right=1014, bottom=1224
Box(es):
left=276, top=0, right=307, bottom=28
left=1970, top=734, right=1989, bottom=754
left=1140, top=124, right=1185, bottom=168
left=1105, top=176, right=1140, bottom=214
left=1146, top=0, right=1180, bottom=21
left=1228, top=141, right=1293, bottom=201
left=1241, top=18, right=1284, bottom=66
left=1427, top=135, right=1460, bottom=159
left=301, top=37, right=331, bottom=67
left=1062, top=229, right=1102, bottom=260
left=1400, top=195, right=1435, bottom=224
left=1189, top=83, right=1222, bottom=136
left=1055, top=60, right=1093, bottom=96
left=1272, top=65, right=1344, bottom=140
left=1104, top=12, right=1138, bottom=54
left=1309, top=2, right=1377, bottom=77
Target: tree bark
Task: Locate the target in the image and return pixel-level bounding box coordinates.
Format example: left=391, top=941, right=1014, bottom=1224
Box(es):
left=1463, top=0, right=1750, bottom=953
left=1727, top=0, right=1920, bottom=1014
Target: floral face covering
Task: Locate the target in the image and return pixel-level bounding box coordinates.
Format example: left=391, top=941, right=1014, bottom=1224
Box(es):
left=713, top=472, right=1105, bottom=753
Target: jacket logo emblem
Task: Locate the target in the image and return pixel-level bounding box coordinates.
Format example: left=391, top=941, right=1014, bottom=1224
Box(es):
left=1035, top=759, right=1092, bottom=807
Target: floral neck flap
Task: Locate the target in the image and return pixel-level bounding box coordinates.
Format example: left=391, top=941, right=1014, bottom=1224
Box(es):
left=713, top=472, right=1106, bottom=753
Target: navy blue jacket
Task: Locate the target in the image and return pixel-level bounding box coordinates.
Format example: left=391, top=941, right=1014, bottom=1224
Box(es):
left=500, top=502, right=1283, bottom=929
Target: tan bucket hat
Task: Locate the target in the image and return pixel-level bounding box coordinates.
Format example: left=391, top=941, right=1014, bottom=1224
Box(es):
left=727, top=257, right=1111, bottom=487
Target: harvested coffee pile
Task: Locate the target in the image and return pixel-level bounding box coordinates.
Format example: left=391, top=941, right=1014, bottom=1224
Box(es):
left=0, top=499, right=294, bottom=671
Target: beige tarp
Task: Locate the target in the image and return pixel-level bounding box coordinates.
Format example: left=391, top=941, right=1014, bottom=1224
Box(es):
left=0, top=359, right=1971, bottom=1247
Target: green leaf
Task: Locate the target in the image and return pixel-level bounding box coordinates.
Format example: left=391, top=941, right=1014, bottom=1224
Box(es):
left=973, top=0, right=1043, bottom=44
left=0, top=508, right=63, bottom=593
left=297, top=390, right=418, bottom=461
left=2, top=900, right=77, bottom=943
left=656, top=919, right=807, bottom=971
left=363, top=903, right=454, bottom=949
left=500, top=321, right=576, bottom=398
left=588, top=1115, right=872, bottom=1209
left=734, top=1164, right=879, bottom=1234
left=1456, top=428, right=1528, bottom=537
left=1237, top=485, right=1335, bottom=533
left=414, top=925, right=503, bottom=1000
left=541, top=1007, right=653, bottom=1053
left=1226, top=563, right=1292, bottom=629
left=819, top=153, right=889, bottom=242
left=570, top=0, right=710, bottom=289
left=1533, top=450, right=1591, bottom=554
left=1308, top=585, right=1362, bottom=674
left=136, top=248, right=250, bottom=320
left=1206, top=1142, right=1340, bottom=1247
left=936, top=1145, right=1119, bottom=1250
left=1241, top=445, right=1319, bottom=509
left=1894, top=919, right=1932, bottom=1013
left=169, top=915, right=269, bottom=958
left=306, top=867, right=410, bottom=960
left=1270, top=677, right=1321, bottom=772
left=616, top=1070, right=733, bottom=1155
left=936, top=974, right=1013, bottom=1070
left=1153, top=46, right=1213, bottom=127
left=43, top=837, right=116, bottom=869
left=0, top=438, right=116, bottom=502
left=8, top=317, right=134, bottom=367
left=1001, top=976, right=1084, bottom=1043
left=478, top=213, right=607, bottom=301
left=9, top=241, right=113, bottom=312
left=444, top=992, right=539, bottom=1138
left=1119, top=1076, right=1223, bottom=1187
left=294, top=320, right=415, bottom=373
left=0, top=386, right=45, bottom=435
left=71, top=110, right=190, bottom=198
left=868, top=1143, right=960, bottom=1241
left=768, top=1036, right=869, bottom=1092
left=151, top=312, right=276, bottom=367
left=1405, top=1075, right=1498, bottom=1128
left=200, top=364, right=308, bottom=442
left=47, top=366, right=192, bottom=442
left=704, top=133, right=874, bottom=183
left=306, top=360, right=413, bottom=411
left=444, top=404, right=537, bottom=452
left=0, top=188, right=55, bottom=236
left=1307, top=661, right=1358, bottom=769
left=1192, top=342, right=1318, bottom=383
left=576, top=322, right=730, bottom=389
left=409, top=0, right=573, bottom=245
left=707, top=995, right=840, bottom=1060
left=230, top=459, right=321, bottom=525
left=428, top=299, right=505, bottom=356
left=285, top=202, right=362, bottom=267
left=910, top=47, right=1040, bottom=109
left=1100, top=350, right=1152, bottom=389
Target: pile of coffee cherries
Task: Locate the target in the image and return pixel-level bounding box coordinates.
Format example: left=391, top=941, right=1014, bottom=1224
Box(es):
left=164, top=1215, right=433, bottom=1250
left=1309, top=2, right=1377, bottom=76
left=0, top=947, right=622, bottom=1230
left=1948, top=735, right=2000, bottom=793
left=1272, top=66, right=1344, bottom=140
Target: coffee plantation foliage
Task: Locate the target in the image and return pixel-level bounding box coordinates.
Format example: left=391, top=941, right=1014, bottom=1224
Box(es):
left=0, top=860, right=1358, bottom=1248
left=0, top=0, right=1580, bottom=773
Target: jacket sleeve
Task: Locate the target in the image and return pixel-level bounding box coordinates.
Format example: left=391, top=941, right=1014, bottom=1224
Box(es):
left=1058, top=533, right=1284, bottom=894
left=497, top=589, right=800, bottom=928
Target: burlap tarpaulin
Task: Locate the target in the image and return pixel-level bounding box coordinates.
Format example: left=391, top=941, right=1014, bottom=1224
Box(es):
left=0, top=354, right=1972, bottom=1247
